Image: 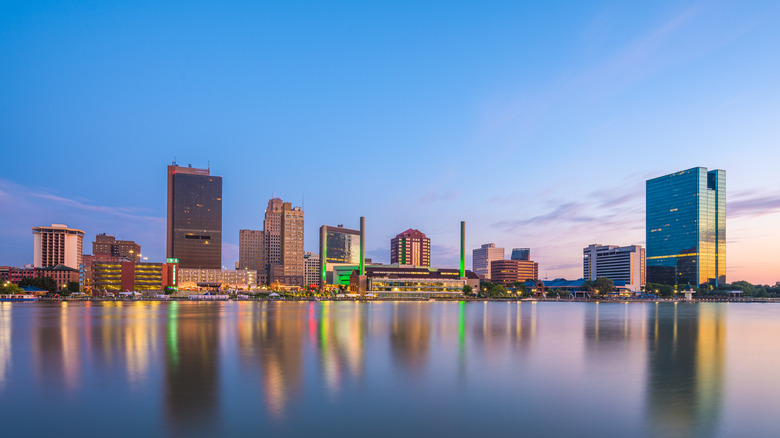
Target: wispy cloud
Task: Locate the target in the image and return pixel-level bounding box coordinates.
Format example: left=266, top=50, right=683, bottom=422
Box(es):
left=729, top=192, right=780, bottom=218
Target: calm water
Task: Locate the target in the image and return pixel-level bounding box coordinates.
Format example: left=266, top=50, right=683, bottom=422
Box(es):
left=1, top=301, right=779, bottom=437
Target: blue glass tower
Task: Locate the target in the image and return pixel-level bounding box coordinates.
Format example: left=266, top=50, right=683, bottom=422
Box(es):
left=646, top=167, right=725, bottom=286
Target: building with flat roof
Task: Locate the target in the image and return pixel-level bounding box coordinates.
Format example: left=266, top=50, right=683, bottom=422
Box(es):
left=238, top=229, right=265, bottom=272
left=490, top=259, right=539, bottom=285
left=511, top=248, right=530, bottom=261
left=92, top=261, right=175, bottom=294
left=319, top=224, right=361, bottom=284
left=472, top=243, right=504, bottom=280
left=390, top=229, right=430, bottom=267
left=32, top=224, right=84, bottom=270
left=583, top=244, right=645, bottom=292
left=166, top=163, right=222, bottom=269
left=349, top=265, right=479, bottom=298
left=93, top=233, right=141, bottom=262
left=304, top=252, right=320, bottom=288
left=646, top=167, right=725, bottom=286
left=178, top=268, right=257, bottom=291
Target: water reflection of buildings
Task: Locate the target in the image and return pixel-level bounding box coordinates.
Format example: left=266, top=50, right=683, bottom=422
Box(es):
left=236, top=302, right=304, bottom=419
left=316, top=302, right=366, bottom=396
left=391, top=303, right=431, bottom=374
left=32, top=302, right=82, bottom=390
left=0, top=303, right=10, bottom=390
left=646, top=303, right=725, bottom=437
left=165, top=302, right=220, bottom=436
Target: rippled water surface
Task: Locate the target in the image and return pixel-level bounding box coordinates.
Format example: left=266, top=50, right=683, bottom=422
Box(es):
left=1, top=301, right=779, bottom=437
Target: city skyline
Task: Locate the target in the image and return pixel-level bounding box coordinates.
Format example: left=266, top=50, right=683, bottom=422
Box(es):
left=1, top=2, right=779, bottom=283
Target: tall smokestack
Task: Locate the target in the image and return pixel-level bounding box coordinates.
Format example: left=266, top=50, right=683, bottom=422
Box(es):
left=460, top=221, right=465, bottom=278
left=360, top=216, right=366, bottom=276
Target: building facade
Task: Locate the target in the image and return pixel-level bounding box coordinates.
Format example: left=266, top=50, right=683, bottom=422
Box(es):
left=319, top=224, right=361, bottom=285
left=490, top=259, right=539, bottom=285
left=263, top=198, right=284, bottom=268
left=166, top=163, right=222, bottom=269
left=646, top=167, right=725, bottom=286
left=583, top=244, right=646, bottom=292
left=93, top=233, right=141, bottom=262
left=280, top=203, right=305, bottom=286
left=303, top=252, right=320, bottom=288
left=472, top=243, right=505, bottom=280
left=390, top=229, right=430, bottom=267
left=177, top=268, right=257, bottom=290
left=238, top=229, right=265, bottom=271
left=349, top=265, right=480, bottom=298
left=32, top=224, right=84, bottom=269
left=511, top=248, right=531, bottom=261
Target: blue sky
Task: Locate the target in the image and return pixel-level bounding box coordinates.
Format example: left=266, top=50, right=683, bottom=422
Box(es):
left=2, top=1, right=779, bottom=283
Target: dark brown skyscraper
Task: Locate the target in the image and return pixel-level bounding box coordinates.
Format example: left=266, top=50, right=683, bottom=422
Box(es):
left=390, top=229, right=430, bottom=267
left=166, top=163, right=222, bottom=269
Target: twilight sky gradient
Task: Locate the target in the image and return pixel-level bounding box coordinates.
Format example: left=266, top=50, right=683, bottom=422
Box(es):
left=1, top=1, right=779, bottom=284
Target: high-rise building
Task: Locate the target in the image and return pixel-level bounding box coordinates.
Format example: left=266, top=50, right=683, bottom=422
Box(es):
left=262, top=198, right=304, bottom=286
left=166, top=163, right=222, bottom=269
left=490, top=259, right=539, bottom=285
left=319, top=224, right=361, bottom=284
left=390, top=229, right=430, bottom=267
left=281, top=202, right=305, bottom=285
left=646, top=167, right=725, bottom=286
left=32, top=224, right=84, bottom=269
left=583, top=244, right=645, bottom=291
left=472, top=243, right=505, bottom=280
left=238, top=229, right=265, bottom=271
left=93, top=233, right=141, bottom=262
left=511, top=248, right=530, bottom=261
left=304, top=252, right=320, bottom=288
left=263, top=198, right=284, bottom=267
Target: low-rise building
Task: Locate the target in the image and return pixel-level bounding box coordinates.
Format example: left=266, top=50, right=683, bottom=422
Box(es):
left=349, top=265, right=479, bottom=298
left=490, top=259, right=539, bottom=285
left=178, top=268, right=257, bottom=291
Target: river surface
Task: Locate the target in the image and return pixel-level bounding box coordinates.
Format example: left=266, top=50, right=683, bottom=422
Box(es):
left=0, top=301, right=778, bottom=437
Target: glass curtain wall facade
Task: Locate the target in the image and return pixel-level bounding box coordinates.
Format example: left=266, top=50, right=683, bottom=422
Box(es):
left=167, top=165, right=222, bottom=269
left=646, top=167, right=725, bottom=286
left=319, top=225, right=361, bottom=284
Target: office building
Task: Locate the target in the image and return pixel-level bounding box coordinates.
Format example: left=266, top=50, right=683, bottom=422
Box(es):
left=319, top=224, right=361, bottom=284
left=238, top=229, right=265, bottom=271
left=646, top=167, right=725, bottom=286
left=166, top=163, right=222, bottom=269
left=93, top=233, right=141, bottom=262
left=511, top=248, right=531, bottom=261
left=178, top=268, right=257, bottom=290
left=583, top=244, right=645, bottom=292
left=304, top=252, right=320, bottom=288
left=490, top=259, right=539, bottom=285
left=390, top=229, right=430, bottom=267
left=32, top=224, right=84, bottom=269
left=349, top=265, right=480, bottom=298
left=472, top=243, right=505, bottom=280
left=263, top=198, right=284, bottom=267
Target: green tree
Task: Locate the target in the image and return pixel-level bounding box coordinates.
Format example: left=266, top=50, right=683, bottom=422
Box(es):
left=490, top=284, right=508, bottom=298
left=593, top=277, right=614, bottom=295
left=730, top=280, right=755, bottom=296
left=0, top=283, right=24, bottom=294
left=67, top=281, right=80, bottom=293
left=581, top=280, right=595, bottom=291
left=19, top=277, right=57, bottom=294
left=462, top=285, right=473, bottom=295
left=645, top=282, right=674, bottom=297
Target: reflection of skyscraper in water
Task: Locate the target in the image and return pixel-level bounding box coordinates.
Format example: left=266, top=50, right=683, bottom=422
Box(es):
left=583, top=303, right=648, bottom=359
left=0, top=303, right=10, bottom=390
left=32, top=303, right=82, bottom=390
left=239, top=302, right=304, bottom=418
left=164, top=302, right=220, bottom=436
left=390, top=303, right=431, bottom=374
left=645, top=303, right=725, bottom=437
left=316, top=302, right=367, bottom=395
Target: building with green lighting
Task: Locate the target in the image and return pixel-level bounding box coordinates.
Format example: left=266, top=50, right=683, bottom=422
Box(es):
left=319, top=224, right=362, bottom=285
left=646, top=167, right=726, bottom=286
